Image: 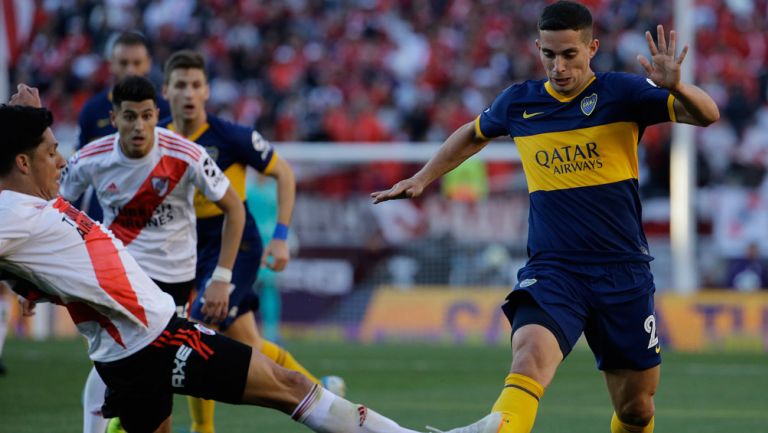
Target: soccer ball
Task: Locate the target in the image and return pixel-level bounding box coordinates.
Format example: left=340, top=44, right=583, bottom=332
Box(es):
left=321, top=375, right=347, bottom=397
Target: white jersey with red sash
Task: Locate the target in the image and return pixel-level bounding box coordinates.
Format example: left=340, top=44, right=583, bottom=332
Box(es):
left=60, top=127, right=230, bottom=283
left=0, top=190, right=176, bottom=362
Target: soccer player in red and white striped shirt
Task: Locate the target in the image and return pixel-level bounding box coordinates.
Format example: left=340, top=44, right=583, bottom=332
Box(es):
left=1, top=85, right=422, bottom=433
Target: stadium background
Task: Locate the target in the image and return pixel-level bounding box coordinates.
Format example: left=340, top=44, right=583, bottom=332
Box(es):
left=1, top=1, right=768, bottom=432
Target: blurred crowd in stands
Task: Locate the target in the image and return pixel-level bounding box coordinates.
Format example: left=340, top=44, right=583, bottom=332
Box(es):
left=10, top=0, right=768, bottom=289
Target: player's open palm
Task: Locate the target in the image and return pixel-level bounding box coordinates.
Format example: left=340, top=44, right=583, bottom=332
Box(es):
left=371, top=178, right=425, bottom=204
left=637, top=24, right=687, bottom=91
left=262, top=239, right=289, bottom=271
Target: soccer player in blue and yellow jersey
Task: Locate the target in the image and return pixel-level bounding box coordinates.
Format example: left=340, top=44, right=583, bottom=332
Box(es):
left=373, top=2, right=719, bottom=433
left=161, top=50, right=340, bottom=433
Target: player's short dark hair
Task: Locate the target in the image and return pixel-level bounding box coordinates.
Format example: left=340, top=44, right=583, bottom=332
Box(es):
left=112, top=76, right=157, bottom=109
left=113, top=31, right=150, bottom=51
left=163, top=50, right=207, bottom=84
left=538, top=1, right=593, bottom=37
left=0, top=105, right=53, bottom=176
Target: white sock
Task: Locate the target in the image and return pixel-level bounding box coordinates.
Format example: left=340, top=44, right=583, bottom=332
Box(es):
left=83, top=367, right=109, bottom=433
left=295, top=384, right=421, bottom=433
left=0, top=296, right=8, bottom=357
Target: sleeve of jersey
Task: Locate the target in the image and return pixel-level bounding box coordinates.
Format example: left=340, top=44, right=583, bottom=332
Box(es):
left=0, top=207, right=32, bottom=253
left=234, top=125, right=276, bottom=174
left=624, top=74, right=676, bottom=126
left=58, top=152, right=88, bottom=202
left=476, top=87, right=515, bottom=140
left=193, top=152, right=231, bottom=202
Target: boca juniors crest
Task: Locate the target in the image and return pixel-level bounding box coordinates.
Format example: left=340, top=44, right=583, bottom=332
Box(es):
left=580, top=93, right=597, bottom=116
left=151, top=176, right=170, bottom=196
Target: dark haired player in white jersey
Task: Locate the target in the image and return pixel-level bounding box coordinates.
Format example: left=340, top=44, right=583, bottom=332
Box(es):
left=60, top=75, right=246, bottom=431
left=373, top=2, right=719, bottom=433
left=0, top=84, right=423, bottom=433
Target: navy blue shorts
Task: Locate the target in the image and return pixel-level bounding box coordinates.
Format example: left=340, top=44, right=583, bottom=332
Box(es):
left=191, top=214, right=262, bottom=331
left=502, top=261, right=661, bottom=371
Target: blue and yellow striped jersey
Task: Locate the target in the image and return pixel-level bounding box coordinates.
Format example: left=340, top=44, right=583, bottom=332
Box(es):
left=477, top=72, right=675, bottom=264
left=161, top=114, right=276, bottom=219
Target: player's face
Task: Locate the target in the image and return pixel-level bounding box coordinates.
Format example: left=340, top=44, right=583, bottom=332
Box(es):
left=111, top=44, right=152, bottom=82
left=29, top=129, right=66, bottom=200
left=536, top=29, right=598, bottom=97
left=163, top=68, right=209, bottom=122
left=112, top=100, right=159, bottom=159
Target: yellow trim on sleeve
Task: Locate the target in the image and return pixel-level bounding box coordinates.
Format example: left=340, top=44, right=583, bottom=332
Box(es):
left=667, top=94, right=677, bottom=123
left=262, top=152, right=278, bottom=176
left=474, top=116, right=489, bottom=140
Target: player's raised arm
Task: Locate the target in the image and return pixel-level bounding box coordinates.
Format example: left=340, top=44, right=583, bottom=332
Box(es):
left=637, top=24, right=719, bottom=126
left=371, top=120, right=489, bottom=203
left=262, top=155, right=295, bottom=271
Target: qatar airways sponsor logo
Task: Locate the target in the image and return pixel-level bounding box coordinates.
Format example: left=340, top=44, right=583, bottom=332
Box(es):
left=534, top=142, right=603, bottom=175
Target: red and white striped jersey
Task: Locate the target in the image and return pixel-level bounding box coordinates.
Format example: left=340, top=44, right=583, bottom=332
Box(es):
left=60, top=127, right=230, bottom=283
left=0, top=190, right=176, bottom=362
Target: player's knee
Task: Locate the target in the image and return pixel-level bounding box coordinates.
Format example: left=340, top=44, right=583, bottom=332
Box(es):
left=616, top=396, right=654, bottom=427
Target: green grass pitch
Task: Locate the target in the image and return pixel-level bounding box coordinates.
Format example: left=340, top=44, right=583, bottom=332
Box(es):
left=1, top=338, right=767, bottom=432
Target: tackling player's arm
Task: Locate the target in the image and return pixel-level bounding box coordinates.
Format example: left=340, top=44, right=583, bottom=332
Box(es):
left=202, top=186, right=245, bottom=322
left=371, top=121, right=489, bottom=203
left=262, top=155, right=295, bottom=271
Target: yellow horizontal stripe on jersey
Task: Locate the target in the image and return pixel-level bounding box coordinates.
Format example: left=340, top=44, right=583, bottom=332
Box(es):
left=195, top=163, right=247, bottom=218
left=516, top=121, right=639, bottom=193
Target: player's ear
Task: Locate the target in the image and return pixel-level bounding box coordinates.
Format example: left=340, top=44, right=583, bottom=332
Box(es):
left=589, top=38, right=599, bottom=58
left=109, top=109, right=117, bottom=128
left=161, top=84, right=169, bottom=100
left=15, top=153, right=31, bottom=175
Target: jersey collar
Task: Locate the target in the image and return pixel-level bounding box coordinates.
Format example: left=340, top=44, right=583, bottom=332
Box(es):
left=544, top=75, right=597, bottom=102
left=167, top=121, right=210, bottom=141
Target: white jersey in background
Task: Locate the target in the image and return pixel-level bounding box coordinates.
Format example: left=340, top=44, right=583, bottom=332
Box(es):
left=0, top=190, right=175, bottom=362
left=60, top=127, right=230, bottom=283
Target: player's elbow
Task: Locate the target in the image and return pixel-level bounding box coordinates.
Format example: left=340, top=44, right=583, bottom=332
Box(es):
left=702, top=107, right=720, bottom=126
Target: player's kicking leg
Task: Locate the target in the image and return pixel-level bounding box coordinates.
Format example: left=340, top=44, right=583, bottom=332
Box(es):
left=604, top=366, right=659, bottom=432
left=189, top=294, right=345, bottom=433
left=96, top=318, right=419, bottom=433
left=428, top=324, right=562, bottom=433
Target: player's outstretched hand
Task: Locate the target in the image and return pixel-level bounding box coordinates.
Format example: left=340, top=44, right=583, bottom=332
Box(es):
left=371, top=178, right=425, bottom=204
left=201, top=280, right=230, bottom=323
left=637, top=24, right=687, bottom=91
left=9, top=84, right=42, bottom=108
left=262, top=239, right=289, bottom=271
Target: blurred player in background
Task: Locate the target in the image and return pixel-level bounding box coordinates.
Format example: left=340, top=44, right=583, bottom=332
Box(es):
left=373, top=2, right=719, bottom=433
left=0, top=87, right=422, bottom=433
left=161, top=49, right=344, bottom=433
left=77, top=31, right=171, bottom=223
left=61, top=76, right=245, bottom=433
